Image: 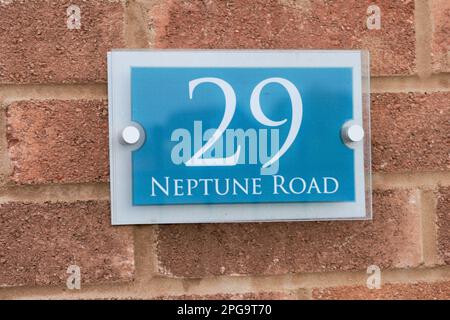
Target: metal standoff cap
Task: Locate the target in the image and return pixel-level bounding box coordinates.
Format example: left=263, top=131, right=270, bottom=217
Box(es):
left=121, top=126, right=141, bottom=145
left=342, top=124, right=364, bottom=143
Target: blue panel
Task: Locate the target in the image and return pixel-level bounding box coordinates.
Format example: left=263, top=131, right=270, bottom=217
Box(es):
left=131, top=67, right=354, bottom=205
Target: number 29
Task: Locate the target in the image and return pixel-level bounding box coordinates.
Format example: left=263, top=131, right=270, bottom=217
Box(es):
left=186, top=77, right=303, bottom=170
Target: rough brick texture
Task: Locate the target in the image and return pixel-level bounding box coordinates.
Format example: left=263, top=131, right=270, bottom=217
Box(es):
left=156, top=190, right=422, bottom=277
left=7, top=100, right=109, bottom=184
left=0, top=201, right=134, bottom=287
left=372, top=92, right=450, bottom=172
left=431, top=0, right=450, bottom=72
left=437, top=186, right=450, bottom=264
left=157, top=290, right=308, bottom=300
left=150, top=0, right=415, bottom=75
left=313, top=281, right=450, bottom=300
left=0, top=0, right=125, bottom=83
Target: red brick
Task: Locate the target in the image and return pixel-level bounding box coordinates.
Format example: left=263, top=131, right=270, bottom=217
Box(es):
left=156, top=190, right=422, bottom=277
left=372, top=92, right=450, bottom=172
left=6, top=100, right=109, bottom=184
left=431, top=0, right=450, bottom=72
left=0, top=201, right=134, bottom=287
left=0, top=0, right=124, bottom=83
left=158, top=290, right=308, bottom=300
left=312, top=281, right=450, bottom=300
left=436, top=186, right=450, bottom=264
left=149, top=0, right=415, bottom=76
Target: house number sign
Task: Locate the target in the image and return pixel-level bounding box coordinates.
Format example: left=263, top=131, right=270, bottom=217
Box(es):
left=107, top=50, right=371, bottom=224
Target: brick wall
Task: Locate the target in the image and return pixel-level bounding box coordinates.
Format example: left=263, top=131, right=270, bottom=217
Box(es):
left=0, top=0, right=448, bottom=300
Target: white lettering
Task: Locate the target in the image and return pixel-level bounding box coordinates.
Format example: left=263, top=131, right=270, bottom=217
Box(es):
left=273, top=175, right=289, bottom=194
left=151, top=176, right=169, bottom=196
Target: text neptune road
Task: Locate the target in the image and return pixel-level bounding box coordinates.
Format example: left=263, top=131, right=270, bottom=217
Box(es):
left=150, top=175, right=339, bottom=197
